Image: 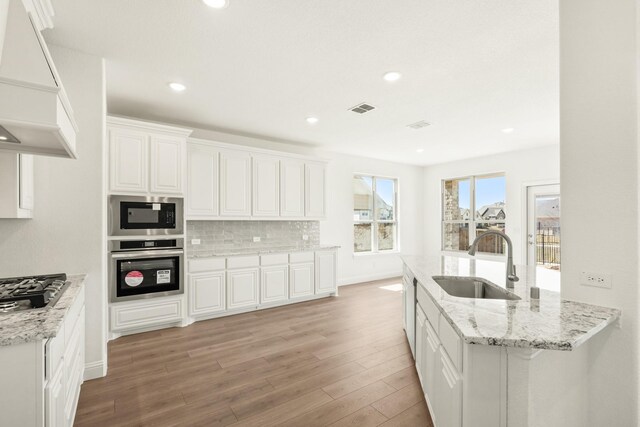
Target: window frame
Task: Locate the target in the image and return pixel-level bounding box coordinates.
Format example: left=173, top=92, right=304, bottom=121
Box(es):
left=441, top=172, right=506, bottom=257
left=353, top=174, right=399, bottom=254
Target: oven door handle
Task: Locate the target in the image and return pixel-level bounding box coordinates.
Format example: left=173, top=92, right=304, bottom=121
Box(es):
left=111, top=250, right=184, bottom=259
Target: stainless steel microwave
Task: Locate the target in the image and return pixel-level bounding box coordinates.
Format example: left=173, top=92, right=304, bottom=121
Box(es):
left=108, top=195, right=184, bottom=236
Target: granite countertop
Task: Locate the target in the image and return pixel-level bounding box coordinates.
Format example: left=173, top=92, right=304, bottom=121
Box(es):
left=0, top=274, right=86, bottom=347
left=188, top=245, right=341, bottom=258
left=402, top=255, right=621, bottom=351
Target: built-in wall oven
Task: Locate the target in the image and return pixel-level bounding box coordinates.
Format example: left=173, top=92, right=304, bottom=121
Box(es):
left=109, top=238, right=184, bottom=302
left=109, top=195, right=184, bottom=236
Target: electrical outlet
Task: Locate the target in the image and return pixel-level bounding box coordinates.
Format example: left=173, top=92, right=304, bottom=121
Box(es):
left=253, top=236, right=261, bottom=242
left=580, top=271, right=612, bottom=289
left=302, top=234, right=309, bottom=241
left=191, top=239, right=201, bottom=245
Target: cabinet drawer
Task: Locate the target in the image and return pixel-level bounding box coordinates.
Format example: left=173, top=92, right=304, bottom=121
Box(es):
left=45, top=324, right=65, bottom=381
left=111, top=298, right=183, bottom=331
left=439, top=313, right=463, bottom=372
left=64, top=287, right=85, bottom=346
left=227, top=255, right=260, bottom=269
left=189, top=257, right=226, bottom=273
left=261, top=253, right=289, bottom=266
left=417, top=285, right=440, bottom=331
left=290, top=252, right=314, bottom=263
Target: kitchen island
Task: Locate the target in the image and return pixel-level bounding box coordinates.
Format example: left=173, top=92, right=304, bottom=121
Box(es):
left=401, top=256, right=620, bottom=427
left=0, top=275, right=86, bottom=427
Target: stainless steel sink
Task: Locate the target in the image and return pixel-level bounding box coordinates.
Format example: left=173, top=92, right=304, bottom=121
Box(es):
left=431, top=276, right=521, bottom=301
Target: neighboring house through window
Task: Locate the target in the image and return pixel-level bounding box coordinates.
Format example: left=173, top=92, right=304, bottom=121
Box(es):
left=442, top=174, right=506, bottom=255
left=353, top=175, right=398, bottom=253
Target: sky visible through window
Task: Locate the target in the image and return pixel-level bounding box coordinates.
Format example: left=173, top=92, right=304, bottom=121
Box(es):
left=458, top=176, right=505, bottom=209
left=376, top=179, right=395, bottom=206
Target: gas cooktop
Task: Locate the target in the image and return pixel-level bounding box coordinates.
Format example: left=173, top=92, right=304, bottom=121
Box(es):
left=0, top=273, right=70, bottom=313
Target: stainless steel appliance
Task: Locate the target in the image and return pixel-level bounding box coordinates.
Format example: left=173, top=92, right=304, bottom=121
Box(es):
left=109, top=238, right=184, bottom=302
left=0, top=273, right=71, bottom=312
left=109, top=195, right=184, bottom=236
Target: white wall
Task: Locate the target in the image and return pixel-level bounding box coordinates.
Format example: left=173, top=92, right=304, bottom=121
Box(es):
left=188, top=126, right=425, bottom=285
left=0, top=46, right=107, bottom=379
left=560, top=0, right=639, bottom=425
left=423, top=145, right=559, bottom=263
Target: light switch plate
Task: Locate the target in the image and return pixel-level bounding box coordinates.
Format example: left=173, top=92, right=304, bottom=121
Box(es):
left=580, top=271, right=612, bottom=289
left=302, top=234, right=309, bottom=241
left=191, top=239, right=201, bottom=245
left=253, top=236, right=261, bottom=242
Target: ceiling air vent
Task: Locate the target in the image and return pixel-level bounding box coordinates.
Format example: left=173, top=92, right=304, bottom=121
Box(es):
left=349, top=103, right=376, bottom=114
left=407, top=120, right=431, bottom=130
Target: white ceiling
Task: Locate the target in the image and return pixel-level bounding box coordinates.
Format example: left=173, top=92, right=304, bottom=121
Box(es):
left=44, top=0, right=559, bottom=166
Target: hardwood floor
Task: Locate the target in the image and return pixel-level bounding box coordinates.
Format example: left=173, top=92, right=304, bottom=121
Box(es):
left=74, top=278, right=434, bottom=427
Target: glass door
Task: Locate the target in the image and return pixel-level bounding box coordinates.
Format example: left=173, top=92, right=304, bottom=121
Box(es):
left=527, top=184, right=560, bottom=291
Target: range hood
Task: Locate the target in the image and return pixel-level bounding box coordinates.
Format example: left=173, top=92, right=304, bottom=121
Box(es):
left=0, top=0, right=78, bottom=158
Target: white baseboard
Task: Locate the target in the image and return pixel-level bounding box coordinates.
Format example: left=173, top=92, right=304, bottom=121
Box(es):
left=338, top=271, right=402, bottom=287
left=84, top=360, right=107, bottom=381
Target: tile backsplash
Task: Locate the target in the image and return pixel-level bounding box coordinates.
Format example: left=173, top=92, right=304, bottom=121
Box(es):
left=187, top=221, right=320, bottom=256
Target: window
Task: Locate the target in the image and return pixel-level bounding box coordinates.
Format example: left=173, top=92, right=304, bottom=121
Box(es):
left=354, top=175, right=398, bottom=253
left=442, top=174, right=506, bottom=255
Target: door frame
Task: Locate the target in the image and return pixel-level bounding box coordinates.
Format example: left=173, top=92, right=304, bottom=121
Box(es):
left=520, top=180, right=560, bottom=266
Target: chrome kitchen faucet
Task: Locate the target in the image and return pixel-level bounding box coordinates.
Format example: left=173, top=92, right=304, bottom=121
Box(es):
left=468, top=231, right=520, bottom=288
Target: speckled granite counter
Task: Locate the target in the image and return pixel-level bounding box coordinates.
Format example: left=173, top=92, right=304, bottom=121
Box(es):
left=0, top=274, right=86, bottom=346
left=189, top=245, right=340, bottom=259
left=402, top=255, right=621, bottom=351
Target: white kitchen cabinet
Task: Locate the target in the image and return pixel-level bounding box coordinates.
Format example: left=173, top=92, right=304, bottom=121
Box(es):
left=0, top=152, right=34, bottom=218
left=227, top=268, right=259, bottom=309
left=315, top=250, right=337, bottom=294
left=305, top=162, right=326, bottom=218
left=45, top=363, right=65, bottom=427
left=260, top=265, right=288, bottom=303
left=424, top=316, right=440, bottom=399
left=150, top=135, right=184, bottom=194
left=111, top=297, right=184, bottom=332
left=280, top=159, right=305, bottom=217
left=108, top=117, right=192, bottom=196
left=187, top=144, right=219, bottom=218
left=109, top=127, right=148, bottom=194
left=290, top=262, right=314, bottom=298
left=189, top=272, right=226, bottom=316
left=403, top=275, right=415, bottom=357
left=253, top=155, right=280, bottom=217
left=435, top=347, right=463, bottom=427
left=415, top=305, right=427, bottom=386
left=220, top=150, right=252, bottom=217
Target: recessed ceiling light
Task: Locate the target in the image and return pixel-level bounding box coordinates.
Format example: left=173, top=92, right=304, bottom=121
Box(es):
left=0, top=136, right=7, bottom=141
left=306, top=117, right=319, bottom=124
left=416, top=148, right=425, bottom=153
left=383, top=71, right=402, bottom=82
left=202, top=0, right=228, bottom=8
left=502, top=127, right=515, bottom=134
left=168, top=82, right=186, bottom=92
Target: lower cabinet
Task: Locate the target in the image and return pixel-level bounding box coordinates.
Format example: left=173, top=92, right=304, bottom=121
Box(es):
left=315, top=250, right=337, bottom=294
left=189, top=272, right=226, bottom=316
left=423, top=317, right=440, bottom=400
left=261, top=265, right=289, bottom=303
left=415, top=305, right=427, bottom=386
left=227, top=268, right=259, bottom=309
left=45, top=363, right=66, bottom=427
left=434, top=347, right=463, bottom=427
left=290, top=262, right=314, bottom=298
left=111, top=297, right=184, bottom=332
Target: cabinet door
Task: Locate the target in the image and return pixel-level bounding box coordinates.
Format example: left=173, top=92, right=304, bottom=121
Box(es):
left=280, top=159, right=305, bottom=217
left=424, top=319, right=440, bottom=400
left=109, top=128, right=148, bottom=194
left=150, top=135, right=184, bottom=194
left=435, top=347, right=463, bottom=427
left=189, top=272, right=226, bottom=316
left=220, top=150, right=252, bottom=217
left=305, top=162, right=326, bottom=218
left=289, top=262, right=314, bottom=298
left=260, top=265, right=288, bottom=303
left=187, top=145, right=219, bottom=218
left=227, top=268, right=259, bottom=309
left=315, top=251, right=336, bottom=294
left=415, top=306, right=427, bottom=386
left=45, top=364, right=66, bottom=427
left=253, top=155, right=280, bottom=217
left=18, top=154, right=34, bottom=211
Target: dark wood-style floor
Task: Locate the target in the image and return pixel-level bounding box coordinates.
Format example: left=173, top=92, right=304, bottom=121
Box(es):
left=74, top=278, right=433, bottom=426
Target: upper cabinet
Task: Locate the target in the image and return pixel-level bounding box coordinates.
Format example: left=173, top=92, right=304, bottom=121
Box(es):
left=280, top=159, right=305, bottom=217
left=0, top=152, right=34, bottom=218
left=107, top=117, right=192, bottom=196
left=187, top=143, right=219, bottom=218
left=253, top=155, right=280, bottom=217
left=186, top=139, right=328, bottom=221
left=220, top=150, right=252, bottom=217
left=305, top=162, right=326, bottom=218
left=0, top=0, right=78, bottom=158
